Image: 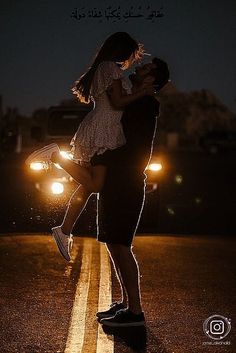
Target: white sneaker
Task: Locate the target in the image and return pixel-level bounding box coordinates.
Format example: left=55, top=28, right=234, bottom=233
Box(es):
left=25, top=143, right=60, bottom=165
left=52, top=226, right=73, bottom=261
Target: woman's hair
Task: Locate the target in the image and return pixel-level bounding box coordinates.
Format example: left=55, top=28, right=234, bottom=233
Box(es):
left=150, top=57, right=170, bottom=90
left=72, top=32, right=142, bottom=103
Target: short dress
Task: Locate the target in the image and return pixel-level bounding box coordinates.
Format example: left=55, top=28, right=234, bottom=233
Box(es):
left=70, top=61, right=131, bottom=162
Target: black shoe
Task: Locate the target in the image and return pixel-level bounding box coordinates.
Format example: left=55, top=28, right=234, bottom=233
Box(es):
left=96, top=302, right=126, bottom=320
left=100, top=309, right=145, bottom=327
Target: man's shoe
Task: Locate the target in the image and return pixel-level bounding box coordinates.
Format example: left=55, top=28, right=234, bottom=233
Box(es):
left=96, top=302, right=126, bottom=321
left=100, top=309, right=145, bottom=327
left=25, top=143, right=60, bottom=165
left=52, top=226, right=72, bottom=261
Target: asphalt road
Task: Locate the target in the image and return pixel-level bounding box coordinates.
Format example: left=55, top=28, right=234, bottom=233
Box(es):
left=0, top=234, right=235, bottom=353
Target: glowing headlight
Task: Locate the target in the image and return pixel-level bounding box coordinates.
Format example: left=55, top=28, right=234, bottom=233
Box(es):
left=51, top=182, right=64, bottom=195
left=60, top=151, right=73, bottom=160
left=147, top=163, right=163, bottom=172
left=30, top=162, right=44, bottom=171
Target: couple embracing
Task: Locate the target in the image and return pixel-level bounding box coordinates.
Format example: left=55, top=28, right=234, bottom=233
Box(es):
left=26, top=32, right=170, bottom=327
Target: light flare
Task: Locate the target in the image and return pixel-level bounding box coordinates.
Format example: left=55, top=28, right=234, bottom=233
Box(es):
left=147, top=163, right=163, bottom=172
left=30, top=162, right=44, bottom=171
left=51, top=182, right=64, bottom=195
left=60, top=151, right=73, bottom=160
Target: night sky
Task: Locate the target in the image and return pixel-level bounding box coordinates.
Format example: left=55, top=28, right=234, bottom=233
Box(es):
left=0, top=0, right=236, bottom=116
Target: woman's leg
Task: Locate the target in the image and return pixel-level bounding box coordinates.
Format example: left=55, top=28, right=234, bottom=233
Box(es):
left=51, top=152, right=106, bottom=193
left=52, top=185, right=91, bottom=261
left=61, top=185, right=91, bottom=235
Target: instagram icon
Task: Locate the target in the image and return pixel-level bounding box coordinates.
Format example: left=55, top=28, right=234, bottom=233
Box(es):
left=203, top=315, right=231, bottom=341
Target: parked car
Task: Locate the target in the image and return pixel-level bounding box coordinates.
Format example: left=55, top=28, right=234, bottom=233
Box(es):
left=19, top=105, right=163, bottom=233
left=27, top=105, right=162, bottom=200
left=199, top=130, right=236, bottom=153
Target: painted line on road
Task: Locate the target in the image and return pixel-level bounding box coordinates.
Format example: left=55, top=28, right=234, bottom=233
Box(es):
left=96, top=243, right=114, bottom=353
left=64, top=239, right=114, bottom=353
left=64, top=239, right=92, bottom=353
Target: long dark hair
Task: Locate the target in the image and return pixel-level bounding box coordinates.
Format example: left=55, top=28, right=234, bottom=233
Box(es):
left=72, top=32, right=142, bottom=103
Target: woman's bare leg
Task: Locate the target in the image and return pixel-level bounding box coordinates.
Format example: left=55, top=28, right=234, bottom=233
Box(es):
left=51, top=152, right=106, bottom=193
left=61, top=185, right=91, bottom=235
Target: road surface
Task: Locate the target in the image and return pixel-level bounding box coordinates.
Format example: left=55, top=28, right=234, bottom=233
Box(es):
left=0, top=234, right=235, bottom=353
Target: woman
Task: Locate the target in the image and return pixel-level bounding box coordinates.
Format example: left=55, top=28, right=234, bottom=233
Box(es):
left=26, top=32, right=155, bottom=260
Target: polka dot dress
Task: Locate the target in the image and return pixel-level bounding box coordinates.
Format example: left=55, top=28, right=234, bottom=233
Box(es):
left=70, top=61, right=131, bottom=162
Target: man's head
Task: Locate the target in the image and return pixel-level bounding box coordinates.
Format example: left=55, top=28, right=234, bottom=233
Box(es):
left=150, top=58, right=170, bottom=90
left=130, top=58, right=170, bottom=91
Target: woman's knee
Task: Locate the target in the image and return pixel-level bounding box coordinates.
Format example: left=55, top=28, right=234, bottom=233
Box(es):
left=72, top=185, right=91, bottom=202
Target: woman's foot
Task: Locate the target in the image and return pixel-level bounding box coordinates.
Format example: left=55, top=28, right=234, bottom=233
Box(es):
left=25, top=143, right=60, bottom=165
left=52, top=226, right=73, bottom=261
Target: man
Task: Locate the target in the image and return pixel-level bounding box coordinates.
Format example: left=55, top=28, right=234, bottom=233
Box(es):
left=91, top=58, right=170, bottom=327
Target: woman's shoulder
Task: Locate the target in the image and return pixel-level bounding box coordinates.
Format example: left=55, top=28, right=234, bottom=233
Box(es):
left=91, top=61, right=123, bottom=97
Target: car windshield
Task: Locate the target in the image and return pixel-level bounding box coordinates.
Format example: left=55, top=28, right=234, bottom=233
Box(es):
left=48, top=110, right=89, bottom=136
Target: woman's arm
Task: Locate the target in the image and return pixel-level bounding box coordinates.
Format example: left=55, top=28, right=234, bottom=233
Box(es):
left=107, top=79, right=155, bottom=109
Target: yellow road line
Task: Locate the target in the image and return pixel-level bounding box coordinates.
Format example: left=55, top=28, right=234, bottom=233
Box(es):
left=65, top=239, right=114, bottom=353
left=96, top=243, right=114, bottom=353
left=64, top=239, right=92, bottom=353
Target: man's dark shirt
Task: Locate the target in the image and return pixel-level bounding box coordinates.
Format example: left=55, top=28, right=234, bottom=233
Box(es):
left=98, top=95, right=160, bottom=183
left=91, top=95, right=160, bottom=245
left=120, top=95, right=160, bottom=172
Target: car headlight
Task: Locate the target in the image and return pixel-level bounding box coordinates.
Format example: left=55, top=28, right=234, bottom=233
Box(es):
left=30, top=162, right=45, bottom=171
left=147, top=163, right=163, bottom=172
left=51, top=182, right=64, bottom=194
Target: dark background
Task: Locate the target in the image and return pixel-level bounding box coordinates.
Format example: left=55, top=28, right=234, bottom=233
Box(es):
left=0, top=1, right=236, bottom=236
left=0, top=0, right=236, bottom=115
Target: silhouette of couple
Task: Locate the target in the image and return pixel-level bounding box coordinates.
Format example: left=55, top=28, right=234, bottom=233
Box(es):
left=26, top=32, right=170, bottom=327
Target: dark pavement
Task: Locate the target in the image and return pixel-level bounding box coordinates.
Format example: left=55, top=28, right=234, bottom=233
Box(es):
left=0, top=234, right=235, bottom=353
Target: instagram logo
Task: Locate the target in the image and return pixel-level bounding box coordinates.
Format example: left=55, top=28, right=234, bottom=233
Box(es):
left=203, top=315, right=231, bottom=340
left=210, top=320, right=224, bottom=335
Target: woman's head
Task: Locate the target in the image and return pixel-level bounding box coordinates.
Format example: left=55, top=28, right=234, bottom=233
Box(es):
left=73, top=32, right=142, bottom=103
left=95, top=32, right=141, bottom=68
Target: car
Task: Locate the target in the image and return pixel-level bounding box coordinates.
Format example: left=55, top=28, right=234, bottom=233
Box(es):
left=27, top=105, right=162, bottom=199
left=24, top=105, right=163, bottom=232
left=199, top=130, right=236, bottom=153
